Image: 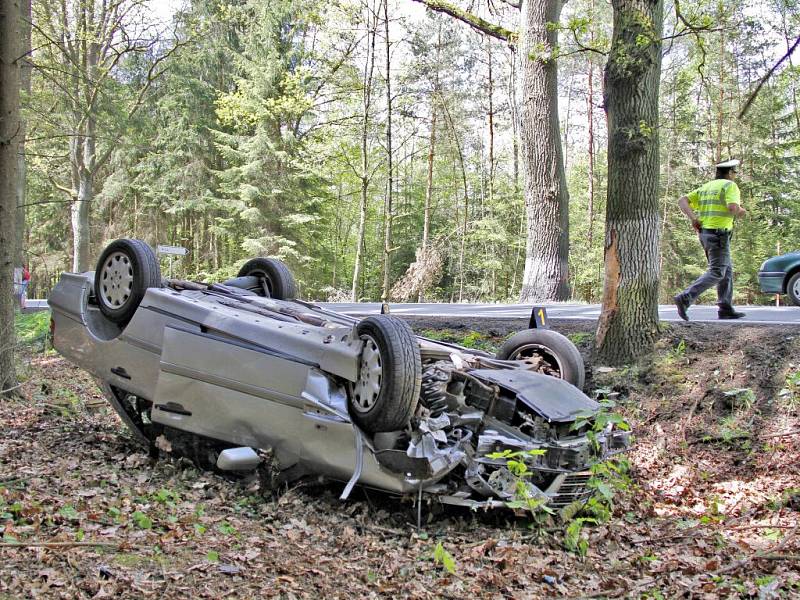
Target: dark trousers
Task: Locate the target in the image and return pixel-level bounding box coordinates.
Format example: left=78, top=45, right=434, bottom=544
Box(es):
left=681, top=230, right=734, bottom=310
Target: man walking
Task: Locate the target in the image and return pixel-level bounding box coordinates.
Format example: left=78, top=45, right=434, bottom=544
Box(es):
left=674, top=159, right=747, bottom=321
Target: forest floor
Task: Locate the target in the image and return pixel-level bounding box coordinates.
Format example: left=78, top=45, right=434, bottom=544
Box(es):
left=2, top=313, right=800, bottom=599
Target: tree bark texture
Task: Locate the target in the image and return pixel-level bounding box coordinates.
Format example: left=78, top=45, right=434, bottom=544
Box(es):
left=586, top=0, right=596, bottom=246
left=587, top=60, right=595, bottom=245
left=439, top=100, right=469, bottom=303
left=595, top=0, right=664, bottom=364
left=1, top=0, right=21, bottom=394
left=381, top=0, right=394, bottom=301
left=487, top=38, right=495, bottom=205
left=14, top=0, right=29, bottom=269
left=418, top=103, right=436, bottom=303
left=518, top=0, right=570, bottom=302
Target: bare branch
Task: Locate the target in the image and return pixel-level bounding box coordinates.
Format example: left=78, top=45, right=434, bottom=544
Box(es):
left=673, top=0, right=712, bottom=90
left=17, top=199, right=73, bottom=208
left=565, top=27, right=608, bottom=58
left=47, top=175, right=75, bottom=197
left=739, top=35, right=800, bottom=119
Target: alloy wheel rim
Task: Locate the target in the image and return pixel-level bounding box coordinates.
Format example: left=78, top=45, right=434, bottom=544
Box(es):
left=100, top=251, right=134, bottom=309
left=352, top=336, right=382, bottom=412
left=793, top=277, right=800, bottom=300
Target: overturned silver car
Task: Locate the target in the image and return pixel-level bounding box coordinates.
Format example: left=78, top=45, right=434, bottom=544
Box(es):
left=50, top=239, right=629, bottom=510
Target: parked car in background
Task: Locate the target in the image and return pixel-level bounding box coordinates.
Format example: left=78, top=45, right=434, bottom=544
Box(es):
left=758, top=251, right=800, bottom=306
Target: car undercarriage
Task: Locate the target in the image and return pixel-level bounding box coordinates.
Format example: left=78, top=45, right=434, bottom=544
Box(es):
left=50, top=239, right=630, bottom=514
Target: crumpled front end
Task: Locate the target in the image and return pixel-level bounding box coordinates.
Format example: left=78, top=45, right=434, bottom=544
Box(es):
left=368, top=356, right=631, bottom=510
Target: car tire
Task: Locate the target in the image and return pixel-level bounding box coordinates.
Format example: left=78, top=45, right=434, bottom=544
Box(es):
left=787, top=272, right=800, bottom=307
left=496, top=329, right=585, bottom=390
left=350, top=316, right=422, bottom=433
left=94, top=239, right=161, bottom=325
left=237, top=258, right=297, bottom=300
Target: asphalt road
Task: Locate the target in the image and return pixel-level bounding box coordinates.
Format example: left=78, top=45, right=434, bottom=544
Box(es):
left=322, top=302, right=800, bottom=325
left=25, top=298, right=800, bottom=324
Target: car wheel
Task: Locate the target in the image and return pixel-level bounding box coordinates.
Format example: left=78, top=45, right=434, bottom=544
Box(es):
left=350, top=316, right=422, bottom=433
left=237, top=258, right=297, bottom=300
left=94, top=239, right=161, bottom=325
left=496, top=329, right=585, bottom=390
left=788, top=272, right=800, bottom=307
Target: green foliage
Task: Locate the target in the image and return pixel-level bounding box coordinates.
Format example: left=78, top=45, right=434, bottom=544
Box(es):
left=153, top=488, right=180, bottom=507
left=722, top=388, right=755, bottom=412
left=58, top=505, right=79, bottom=521
left=432, top=541, right=457, bottom=575
left=131, top=511, right=153, bottom=530
left=16, top=0, right=800, bottom=311
left=567, top=332, right=592, bottom=345
left=564, top=516, right=595, bottom=555
left=485, top=449, right=556, bottom=516
left=666, top=339, right=687, bottom=361
left=572, top=399, right=631, bottom=452
left=14, top=312, right=50, bottom=348
left=217, top=521, right=237, bottom=535
left=780, top=368, right=800, bottom=408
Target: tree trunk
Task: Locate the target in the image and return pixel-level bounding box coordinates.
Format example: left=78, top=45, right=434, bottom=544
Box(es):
left=14, top=0, right=29, bottom=269
left=587, top=59, right=595, bottom=246
left=562, top=71, right=574, bottom=173
left=439, top=100, right=469, bottom=303
left=487, top=37, right=497, bottom=298
left=714, top=25, right=724, bottom=163
left=509, top=47, right=523, bottom=294
left=71, top=169, right=93, bottom=272
left=595, top=0, right=664, bottom=364
left=487, top=38, right=495, bottom=205
left=518, top=0, right=570, bottom=302
left=418, top=102, right=436, bottom=303
left=1, top=0, right=21, bottom=394
left=381, top=0, right=393, bottom=300
left=351, top=0, right=377, bottom=302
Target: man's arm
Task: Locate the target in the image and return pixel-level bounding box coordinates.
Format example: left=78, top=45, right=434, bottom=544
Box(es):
left=725, top=182, right=745, bottom=217
left=678, top=195, right=701, bottom=231
left=727, top=202, right=746, bottom=217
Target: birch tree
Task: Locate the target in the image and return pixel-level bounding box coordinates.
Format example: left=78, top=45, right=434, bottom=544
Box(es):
left=31, top=0, right=175, bottom=271
left=351, top=0, right=380, bottom=301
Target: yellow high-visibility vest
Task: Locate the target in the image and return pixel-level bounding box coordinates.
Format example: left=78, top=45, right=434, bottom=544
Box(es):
left=687, top=179, right=741, bottom=230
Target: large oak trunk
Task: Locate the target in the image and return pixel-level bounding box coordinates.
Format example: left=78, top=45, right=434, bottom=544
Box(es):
left=518, top=0, right=570, bottom=302
left=1, top=0, right=21, bottom=394
left=596, top=0, right=664, bottom=364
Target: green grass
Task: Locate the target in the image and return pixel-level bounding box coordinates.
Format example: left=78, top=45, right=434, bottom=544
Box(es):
left=567, top=332, right=592, bottom=345
left=418, top=329, right=499, bottom=352
left=14, top=311, right=50, bottom=347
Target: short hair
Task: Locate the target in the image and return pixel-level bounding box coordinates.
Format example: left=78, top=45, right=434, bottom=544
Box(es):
left=715, top=167, right=734, bottom=179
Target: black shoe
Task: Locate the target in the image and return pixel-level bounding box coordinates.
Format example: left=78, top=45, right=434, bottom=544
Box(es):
left=718, top=310, right=745, bottom=320
left=674, top=294, right=690, bottom=321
